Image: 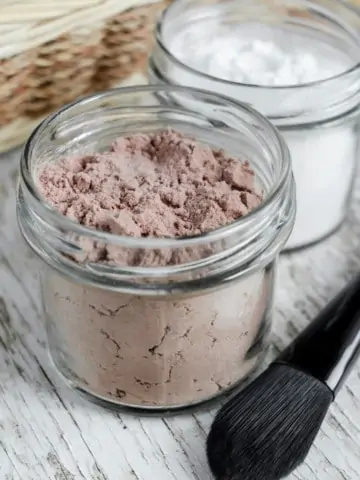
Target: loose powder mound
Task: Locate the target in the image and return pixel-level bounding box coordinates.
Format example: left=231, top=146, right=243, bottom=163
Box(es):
left=38, top=129, right=261, bottom=265
left=38, top=129, right=270, bottom=407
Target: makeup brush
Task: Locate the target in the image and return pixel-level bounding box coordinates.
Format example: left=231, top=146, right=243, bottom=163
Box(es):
left=207, top=274, right=360, bottom=480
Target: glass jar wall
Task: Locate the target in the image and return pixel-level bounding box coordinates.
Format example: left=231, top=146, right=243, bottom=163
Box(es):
left=17, top=86, right=295, bottom=410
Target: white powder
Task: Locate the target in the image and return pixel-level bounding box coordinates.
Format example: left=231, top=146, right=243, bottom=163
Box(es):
left=165, top=21, right=358, bottom=249
left=170, top=26, right=348, bottom=86
left=285, top=128, right=355, bottom=249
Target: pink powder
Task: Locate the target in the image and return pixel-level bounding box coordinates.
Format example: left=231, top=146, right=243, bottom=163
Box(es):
left=38, top=129, right=261, bottom=242
left=38, top=129, right=269, bottom=408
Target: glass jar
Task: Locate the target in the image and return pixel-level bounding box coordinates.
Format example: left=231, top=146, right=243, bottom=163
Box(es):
left=17, top=85, right=295, bottom=411
left=149, top=0, right=360, bottom=250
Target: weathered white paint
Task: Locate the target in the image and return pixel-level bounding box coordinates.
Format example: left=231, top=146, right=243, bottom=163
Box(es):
left=0, top=148, right=359, bottom=480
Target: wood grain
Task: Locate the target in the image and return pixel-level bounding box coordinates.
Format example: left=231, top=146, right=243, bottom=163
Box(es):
left=0, top=148, right=359, bottom=480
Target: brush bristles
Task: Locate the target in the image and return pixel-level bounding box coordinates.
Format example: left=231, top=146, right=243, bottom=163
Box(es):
left=206, top=364, right=333, bottom=480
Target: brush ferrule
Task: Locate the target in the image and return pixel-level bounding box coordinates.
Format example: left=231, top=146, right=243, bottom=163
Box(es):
left=276, top=274, right=360, bottom=396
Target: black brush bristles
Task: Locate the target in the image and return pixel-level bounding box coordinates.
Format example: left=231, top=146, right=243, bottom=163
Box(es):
left=206, top=364, right=333, bottom=480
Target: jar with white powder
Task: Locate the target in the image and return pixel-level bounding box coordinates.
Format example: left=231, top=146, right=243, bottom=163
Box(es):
left=17, top=86, right=295, bottom=410
left=149, top=0, right=360, bottom=249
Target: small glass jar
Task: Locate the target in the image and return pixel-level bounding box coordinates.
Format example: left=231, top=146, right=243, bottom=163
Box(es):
left=17, top=85, right=295, bottom=411
left=149, top=0, right=360, bottom=250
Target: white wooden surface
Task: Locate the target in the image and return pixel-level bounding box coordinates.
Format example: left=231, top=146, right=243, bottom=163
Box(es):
left=0, top=147, right=359, bottom=480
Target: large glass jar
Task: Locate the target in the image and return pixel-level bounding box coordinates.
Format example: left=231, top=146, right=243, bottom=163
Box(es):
left=149, top=0, right=360, bottom=250
left=17, top=85, right=295, bottom=411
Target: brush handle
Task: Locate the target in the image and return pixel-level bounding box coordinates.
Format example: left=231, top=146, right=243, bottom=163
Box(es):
left=276, top=274, right=360, bottom=396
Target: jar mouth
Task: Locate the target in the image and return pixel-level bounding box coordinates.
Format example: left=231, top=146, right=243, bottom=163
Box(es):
left=156, top=0, right=360, bottom=91
left=20, top=84, right=292, bottom=250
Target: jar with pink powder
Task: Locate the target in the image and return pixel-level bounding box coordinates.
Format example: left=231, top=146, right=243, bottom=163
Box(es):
left=17, top=85, right=295, bottom=411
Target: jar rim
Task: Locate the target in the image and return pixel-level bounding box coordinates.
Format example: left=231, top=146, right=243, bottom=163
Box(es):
left=156, top=0, right=360, bottom=91
left=20, top=84, right=292, bottom=250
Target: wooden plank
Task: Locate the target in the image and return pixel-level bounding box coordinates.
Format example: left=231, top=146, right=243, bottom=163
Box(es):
left=0, top=148, right=359, bottom=479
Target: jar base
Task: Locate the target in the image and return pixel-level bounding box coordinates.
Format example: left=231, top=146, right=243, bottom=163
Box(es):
left=47, top=345, right=271, bottom=413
